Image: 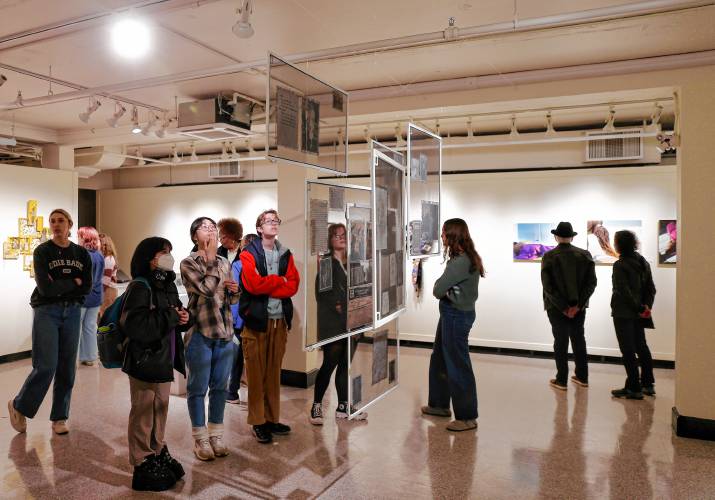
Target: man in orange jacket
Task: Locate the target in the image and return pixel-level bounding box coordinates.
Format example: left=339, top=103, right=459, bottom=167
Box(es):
left=238, top=209, right=300, bottom=443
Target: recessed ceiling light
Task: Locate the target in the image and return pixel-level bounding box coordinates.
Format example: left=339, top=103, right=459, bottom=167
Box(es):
left=111, top=17, right=151, bottom=59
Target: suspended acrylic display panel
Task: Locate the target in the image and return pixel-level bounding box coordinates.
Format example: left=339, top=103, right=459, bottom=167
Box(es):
left=371, top=141, right=407, bottom=328
left=266, top=53, right=349, bottom=175
left=407, top=123, right=442, bottom=258
left=347, top=318, right=399, bottom=419
left=304, top=180, right=373, bottom=350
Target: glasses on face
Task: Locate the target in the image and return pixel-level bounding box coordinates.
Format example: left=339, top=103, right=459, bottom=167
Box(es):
left=332, top=233, right=346, bottom=240
left=199, top=224, right=217, bottom=232
left=262, top=218, right=281, bottom=227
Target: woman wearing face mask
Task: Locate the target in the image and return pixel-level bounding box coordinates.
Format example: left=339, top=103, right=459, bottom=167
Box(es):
left=8, top=208, right=92, bottom=436
left=120, top=237, right=192, bottom=491
left=180, top=217, right=238, bottom=461
left=77, top=226, right=105, bottom=366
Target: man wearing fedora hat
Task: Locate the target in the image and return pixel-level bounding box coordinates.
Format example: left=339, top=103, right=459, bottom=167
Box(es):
left=541, top=222, right=597, bottom=391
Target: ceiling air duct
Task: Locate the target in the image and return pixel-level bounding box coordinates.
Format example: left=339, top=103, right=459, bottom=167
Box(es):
left=176, top=95, right=256, bottom=142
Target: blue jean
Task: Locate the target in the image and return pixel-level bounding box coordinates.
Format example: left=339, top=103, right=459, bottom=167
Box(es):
left=428, top=301, right=478, bottom=420
left=78, top=306, right=100, bottom=362
left=14, top=303, right=81, bottom=421
left=186, top=333, right=234, bottom=428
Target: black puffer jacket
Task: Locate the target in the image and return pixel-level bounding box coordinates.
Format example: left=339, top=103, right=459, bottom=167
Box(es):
left=611, top=252, right=656, bottom=318
left=120, top=272, right=192, bottom=383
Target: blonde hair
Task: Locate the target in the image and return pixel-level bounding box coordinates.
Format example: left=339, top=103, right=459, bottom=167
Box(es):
left=99, top=233, right=118, bottom=263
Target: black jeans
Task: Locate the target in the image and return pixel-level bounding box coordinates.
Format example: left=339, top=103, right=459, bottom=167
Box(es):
left=547, top=309, right=588, bottom=385
left=227, top=328, right=243, bottom=400
left=313, top=336, right=357, bottom=404
left=613, top=317, right=655, bottom=392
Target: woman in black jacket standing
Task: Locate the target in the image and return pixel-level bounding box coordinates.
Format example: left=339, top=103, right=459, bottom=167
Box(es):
left=121, top=237, right=192, bottom=491
left=610, top=230, right=657, bottom=400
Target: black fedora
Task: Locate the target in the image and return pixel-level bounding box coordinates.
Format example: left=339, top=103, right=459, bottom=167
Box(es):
left=551, top=222, right=577, bottom=238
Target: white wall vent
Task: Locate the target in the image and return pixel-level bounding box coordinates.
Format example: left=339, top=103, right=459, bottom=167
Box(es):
left=208, top=160, right=243, bottom=179
left=585, top=129, right=643, bottom=162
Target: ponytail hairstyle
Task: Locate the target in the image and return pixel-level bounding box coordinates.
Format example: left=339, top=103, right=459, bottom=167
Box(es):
left=442, top=218, right=485, bottom=278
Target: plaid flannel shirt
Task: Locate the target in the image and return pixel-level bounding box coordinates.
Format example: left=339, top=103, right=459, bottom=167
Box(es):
left=180, top=252, right=238, bottom=344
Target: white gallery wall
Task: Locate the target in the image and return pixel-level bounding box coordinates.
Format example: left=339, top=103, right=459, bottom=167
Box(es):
left=97, top=181, right=278, bottom=277
left=399, top=165, right=677, bottom=360
left=0, top=164, right=78, bottom=356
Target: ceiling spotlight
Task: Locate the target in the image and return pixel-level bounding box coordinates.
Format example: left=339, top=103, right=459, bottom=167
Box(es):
left=603, top=106, right=616, bottom=132
left=509, top=115, right=519, bottom=138
left=79, top=97, right=102, bottom=123
left=545, top=111, right=556, bottom=137
left=106, top=101, right=127, bottom=128
left=136, top=147, right=145, bottom=166
left=190, top=143, right=198, bottom=162
left=155, top=114, right=169, bottom=138
left=247, top=139, right=255, bottom=155
left=111, top=17, right=151, bottom=59
left=14, top=90, right=23, bottom=106
left=0, top=74, right=7, bottom=87
left=171, top=145, right=181, bottom=163
left=229, top=141, right=238, bottom=158
left=651, top=103, right=663, bottom=127
left=141, top=113, right=157, bottom=136
left=220, top=141, right=229, bottom=160
left=232, top=0, right=254, bottom=38
left=131, top=107, right=142, bottom=133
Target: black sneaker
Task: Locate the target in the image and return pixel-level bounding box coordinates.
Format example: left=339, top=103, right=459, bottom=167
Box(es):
left=252, top=424, right=272, bottom=444
left=611, top=388, right=644, bottom=400
left=158, top=445, right=184, bottom=480
left=310, top=403, right=324, bottom=425
left=132, top=454, right=176, bottom=492
left=267, top=422, right=291, bottom=435
left=336, top=401, right=367, bottom=420
left=642, top=385, right=656, bottom=397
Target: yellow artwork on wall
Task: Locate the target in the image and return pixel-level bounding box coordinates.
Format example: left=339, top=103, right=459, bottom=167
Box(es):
left=2, top=200, right=50, bottom=277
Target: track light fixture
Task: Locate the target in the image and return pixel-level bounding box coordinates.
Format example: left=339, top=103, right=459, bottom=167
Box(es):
left=106, top=101, right=126, bottom=128
left=229, top=142, right=238, bottom=158
left=509, top=115, right=519, bottom=137
left=603, top=106, right=616, bottom=132
left=466, top=117, right=473, bottom=137
left=14, top=90, right=23, bottom=106
left=141, top=113, right=157, bottom=136
left=155, top=114, right=170, bottom=138
left=190, top=142, right=198, bottom=162
left=545, top=111, right=556, bottom=137
left=131, top=107, right=141, bottom=133
left=79, top=96, right=102, bottom=123
left=232, top=0, right=254, bottom=39
left=136, top=147, right=145, bottom=166
left=651, top=102, right=663, bottom=127
left=220, top=141, right=229, bottom=160
left=171, top=145, right=181, bottom=163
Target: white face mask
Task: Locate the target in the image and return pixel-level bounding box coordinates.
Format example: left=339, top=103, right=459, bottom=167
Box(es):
left=156, top=253, right=175, bottom=271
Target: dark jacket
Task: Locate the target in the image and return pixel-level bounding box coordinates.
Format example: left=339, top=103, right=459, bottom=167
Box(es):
left=611, top=252, right=656, bottom=318
left=30, top=240, right=92, bottom=307
left=541, top=243, right=597, bottom=312
left=316, top=256, right=347, bottom=341
left=239, top=239, right=300, bottom=332
left=120, top=273, right=192, bottom=383
left=218, top=245, right=241, bottom=265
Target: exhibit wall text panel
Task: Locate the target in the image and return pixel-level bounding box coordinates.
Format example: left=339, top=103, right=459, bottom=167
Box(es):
left=347, top=319, right=399, bottom=419
left=407, top=124, right=441, bottom=258
left=0, top=163, right=78, bottom=356
left=371, top=145, right=407, bottom=328
left=304, top=180, right=373, bottom=350
left=266, top=53, right=348, bottom=174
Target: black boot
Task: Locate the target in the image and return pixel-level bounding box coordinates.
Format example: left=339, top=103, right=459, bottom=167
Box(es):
left=132, top=454, right=177, bottom=492
left=158, top=445, right=185, bottom=479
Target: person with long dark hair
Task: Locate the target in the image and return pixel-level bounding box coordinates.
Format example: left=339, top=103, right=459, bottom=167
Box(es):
left=8, top=208, right=91, bottom=436
left=610, top=230, right=657, bottom=400
left=121, top=237, right=191, bottom=491
left=310, top=224, right=366, bottom=425
left=421, top=218, right=484, bottom=432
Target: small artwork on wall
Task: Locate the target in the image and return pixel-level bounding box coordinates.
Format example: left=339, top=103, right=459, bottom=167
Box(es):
left=658, top=219, right=677, bottom=265
left=587, top=220, right=643, bottom=264
left=513, top=223, right=557, bottom=261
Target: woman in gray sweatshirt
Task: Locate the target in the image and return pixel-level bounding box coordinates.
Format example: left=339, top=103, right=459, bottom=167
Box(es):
left=421, top=218, right=485, bottom=432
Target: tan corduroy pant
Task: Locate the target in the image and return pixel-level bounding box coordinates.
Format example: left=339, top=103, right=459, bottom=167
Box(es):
left=242, top=319, right=287, bottom=426
left=128, top=376, right=171, bottom=466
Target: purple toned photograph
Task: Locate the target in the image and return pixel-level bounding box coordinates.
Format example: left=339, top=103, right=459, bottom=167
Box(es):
left=514, top=223, right=557, bottom=261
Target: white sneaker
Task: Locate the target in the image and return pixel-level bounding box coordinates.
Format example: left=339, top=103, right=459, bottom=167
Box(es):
left=193, top=438, right=215, bottom=461
left=209, top=436, right=229, bottom=457
left=309, top=403, right=324, bottom=425
left=336, top=402, right=367, bottom=421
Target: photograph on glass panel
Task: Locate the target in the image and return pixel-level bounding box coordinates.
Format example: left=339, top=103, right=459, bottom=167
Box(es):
left=407, top=123, right=442, bottom=257
left=587, top=219, right=643, bottom=264
left=658, top=219, right=677, bottom=265
left=347, top=204, right=374, bottom=332
left=267, top=53, right=348, bottom=174
left=513, top=223, right=558, bottom=262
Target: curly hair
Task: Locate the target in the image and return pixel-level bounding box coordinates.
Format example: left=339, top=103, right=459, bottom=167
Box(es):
left=78, top=226, right=100, bottom=251
left=218, top=218, right=243, bottom=242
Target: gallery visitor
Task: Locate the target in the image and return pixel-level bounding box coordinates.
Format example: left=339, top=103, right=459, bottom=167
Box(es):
left=540, top=221, right=597, bottom=391
left=610, top=230, right=657, bottom=400
left=226, top=232, right=258, bottom=406
left=120, top=237, right=192, bottom=491
left=99, top=232, right=119, bottom=316
left=7, top=208, right=92, bottom=436
left=239, top=209, right=300, bottom=443
left=310, top=223, right=366, bottom=425
left=180, top=217, right=238, bottom=461
left=77, top=226, right=105, bottom=366
left=421, top=218, right=484, bottom=432
left=217, top=217, right=243, bottom=265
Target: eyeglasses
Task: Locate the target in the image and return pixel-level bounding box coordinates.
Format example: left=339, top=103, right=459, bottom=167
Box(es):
left=332, top=233, right=346, bottom=240
left=199, top=224, right=217, bottom=232
left=262, top=218, right=281, bottom=226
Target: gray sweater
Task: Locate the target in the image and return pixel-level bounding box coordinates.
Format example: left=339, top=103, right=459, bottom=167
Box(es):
left=433, top=253, right=479, bottom=311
